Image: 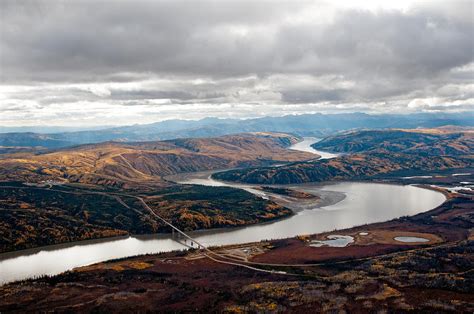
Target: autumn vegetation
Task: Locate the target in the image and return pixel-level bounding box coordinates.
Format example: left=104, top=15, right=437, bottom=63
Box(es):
left=0, top=183, right=290, bottom=253
left=214, top=128, right=474, bottom=184
left=0, top=133, right=312, bottom=189
left=0, top=183, right=472, bottom=312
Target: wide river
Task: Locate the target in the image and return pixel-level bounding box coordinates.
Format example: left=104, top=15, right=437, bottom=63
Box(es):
left=0, top=138, right=446, bottom=284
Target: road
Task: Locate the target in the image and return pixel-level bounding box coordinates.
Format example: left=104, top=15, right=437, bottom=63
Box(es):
left=132, top=194, right=295, bottom=276
left=1, top=183, right=296, bottom=276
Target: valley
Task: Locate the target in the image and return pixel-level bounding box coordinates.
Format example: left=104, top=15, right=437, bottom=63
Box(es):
left=0, top=133, right=315, bottom=253
left=3, top=2, right=473, bottom=312
left=0, top=133, right=312, bottom=188
left=0, top=128, right=473, bottom=312
left=214, top=128, right=474, bottom=184
left=0, top=172, right=472, bottom=312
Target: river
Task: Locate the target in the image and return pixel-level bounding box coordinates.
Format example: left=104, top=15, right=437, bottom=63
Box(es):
left=0, top=138, right=446, bottom=284
left=289, top=137, right=340, bottom=159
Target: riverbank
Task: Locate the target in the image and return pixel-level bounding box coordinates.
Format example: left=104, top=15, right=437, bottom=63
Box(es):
left=0, top=138, right=454, bottom=285
left=1, top=187, right=472, bottom=312
left=0, top=181, right=295, bottom=254
left=166, top=170, right=349, bottom=213
left=0, top=177, right=446, bottom=285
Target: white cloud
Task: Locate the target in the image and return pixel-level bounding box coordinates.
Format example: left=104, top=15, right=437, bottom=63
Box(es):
left=82, top=86, right=111, bottom=98
left=0, top=0, right=472, bottom=126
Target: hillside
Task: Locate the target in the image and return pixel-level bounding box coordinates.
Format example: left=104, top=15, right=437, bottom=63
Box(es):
left=0, top=132, right=75, bottom=149
left=2, top=188, right=472, bottom=312
left=214, top=129, right=474, bottom=184
left=0, top=133, right=313, bottom=188
left=313, top=128, right=474, bottom=156
left=213, top=153, right=473, bottom=184
left=0, top=133, right=305, bottom=252
left=0, top=183, right=290, bottom=253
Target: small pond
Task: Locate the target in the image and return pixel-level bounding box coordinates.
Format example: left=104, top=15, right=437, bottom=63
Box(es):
left=394, top=236, right=430, bottom=243
left=310, top=235, right=354, bottom=247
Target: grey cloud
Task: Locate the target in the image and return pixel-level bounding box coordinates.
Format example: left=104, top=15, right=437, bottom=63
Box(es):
left=0, top=0, right=472, bottom=127
left=1, top=0, right=472, bottom=82
left=281, top=89, right=349, bottom=103
left=110, top=90, right=196, bottom=101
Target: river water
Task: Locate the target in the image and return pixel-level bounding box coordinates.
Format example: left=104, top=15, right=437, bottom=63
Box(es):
left=0, top=138, right=446, bottom=284
left=289, top=137, right=340, bottom=159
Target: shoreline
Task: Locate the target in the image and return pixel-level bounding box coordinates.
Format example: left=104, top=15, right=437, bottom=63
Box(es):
left=1, top=155, right=453, bottom=259
left=0, top=179, right=447, bottom=285
left=0, top=175, right=348, bottom=258
left=0, top=138, right=456, bottom=285
left=0, top=181, right=458, bottom=287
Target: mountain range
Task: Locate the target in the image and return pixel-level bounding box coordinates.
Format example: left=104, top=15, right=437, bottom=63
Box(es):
left=2, top=112, right=474, bottom=149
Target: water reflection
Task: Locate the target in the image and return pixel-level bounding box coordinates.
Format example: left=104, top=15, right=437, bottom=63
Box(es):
left=0, top=139, right=445, bottom=284
left=0, top=181, right=445, bottom=285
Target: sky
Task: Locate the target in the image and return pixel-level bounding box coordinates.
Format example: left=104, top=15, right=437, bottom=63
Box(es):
left=0, top=0, right=473, bottom=127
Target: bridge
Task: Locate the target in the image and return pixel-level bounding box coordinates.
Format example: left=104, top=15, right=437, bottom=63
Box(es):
left=133, top=195, right=292, bottom=275
left=2, top=182, right=291, bottom=275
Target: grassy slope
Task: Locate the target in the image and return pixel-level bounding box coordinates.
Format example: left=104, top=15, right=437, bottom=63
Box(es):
left=214, top=128, right=474, bottom=184
left=214, top=152, right=473, bottom=184
left=0, top=133, right=312, bottom=189
left=312, top=128, right=474, bottom=156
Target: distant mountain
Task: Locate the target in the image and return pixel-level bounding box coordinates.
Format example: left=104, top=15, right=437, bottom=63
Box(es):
left=2, top=112, right=474, bottom=149
left=0, top=132, right=75, bottom=149
left=0, top=126, right=113, bottom=134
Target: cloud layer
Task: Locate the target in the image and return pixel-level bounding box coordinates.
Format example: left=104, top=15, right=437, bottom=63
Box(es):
left=1, top=0, right=473, bottom=126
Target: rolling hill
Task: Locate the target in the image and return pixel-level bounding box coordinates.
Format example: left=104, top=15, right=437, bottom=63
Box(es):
left=313, top=127, right=474, bottom=156
left=214, top=128, right=474, bottom=184
left=0, top=133, right=313, bottom=188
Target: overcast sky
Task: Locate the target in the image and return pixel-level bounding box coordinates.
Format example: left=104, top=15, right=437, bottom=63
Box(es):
left=1, top=0, right=473, bottom=127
